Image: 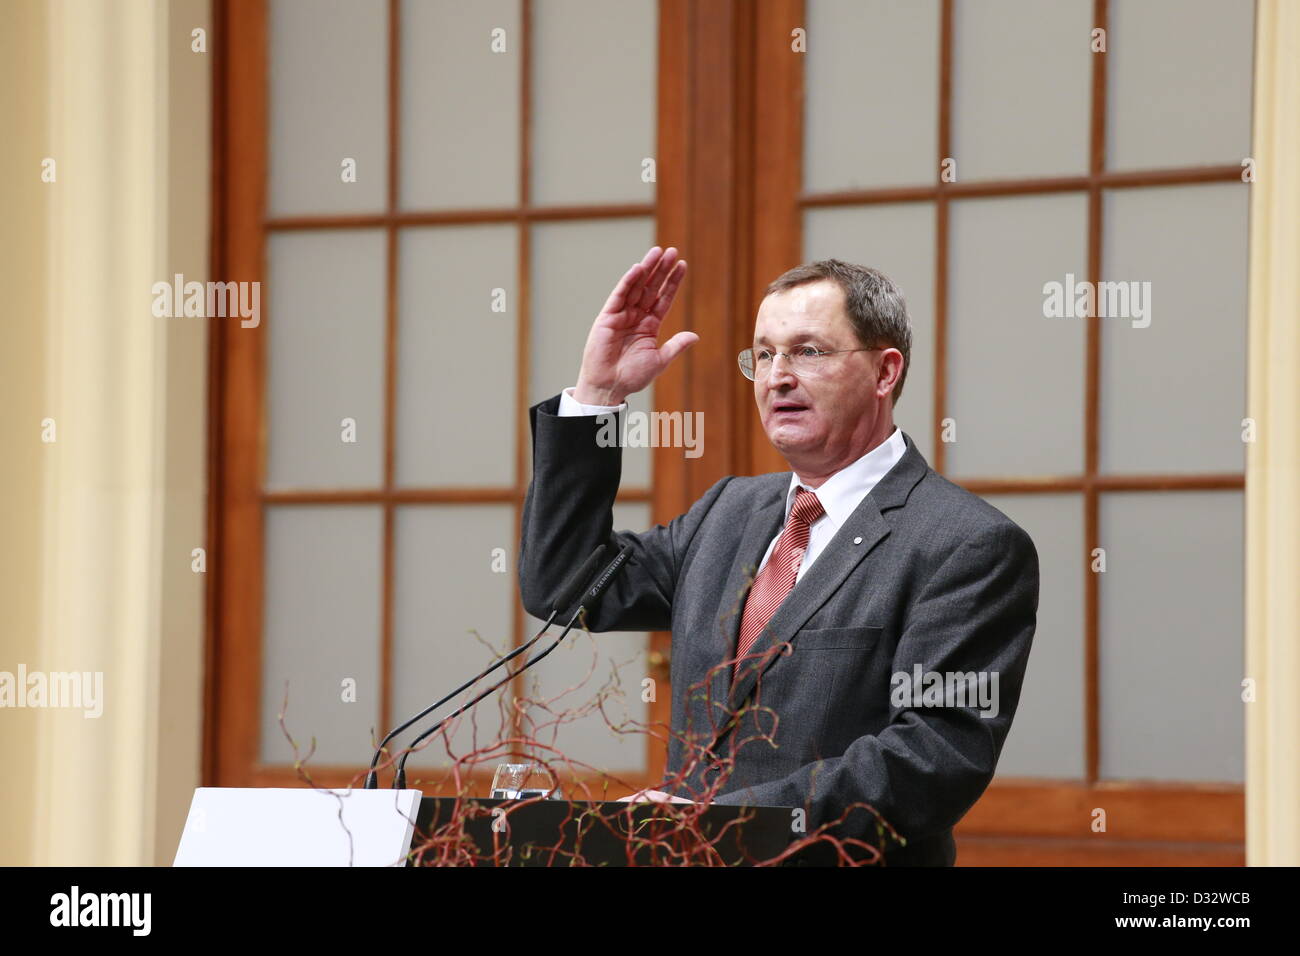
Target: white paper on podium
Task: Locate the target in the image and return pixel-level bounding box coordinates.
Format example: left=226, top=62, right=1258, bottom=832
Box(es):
left=174, top=787, right=422, bottom=867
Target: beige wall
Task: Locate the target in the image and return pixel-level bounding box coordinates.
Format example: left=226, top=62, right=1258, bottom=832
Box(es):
left=156, top=0, right=213, bottom=866
left=0, top=0, right=210, bottom=866
left=0, top=0, right=51, bottom=868
left=1245, top=0, right=1300, bottom=867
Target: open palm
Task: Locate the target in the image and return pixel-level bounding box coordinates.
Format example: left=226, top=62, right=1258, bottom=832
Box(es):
left=574, top=246, right=695, bottom=405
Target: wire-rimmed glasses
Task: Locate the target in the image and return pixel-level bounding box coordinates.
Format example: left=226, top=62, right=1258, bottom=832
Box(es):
left=737, top=345, right=883, bottom=380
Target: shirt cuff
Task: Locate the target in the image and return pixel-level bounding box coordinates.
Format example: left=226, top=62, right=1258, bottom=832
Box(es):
left=558, top=385, right=628, bottom=417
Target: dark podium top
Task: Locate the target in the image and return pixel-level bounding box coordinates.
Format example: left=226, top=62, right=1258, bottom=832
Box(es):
left=410, top=797, right=801, bottom=867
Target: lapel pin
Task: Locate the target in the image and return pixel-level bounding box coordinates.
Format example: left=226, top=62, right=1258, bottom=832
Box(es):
left=853, top=536, right=863, bottom=545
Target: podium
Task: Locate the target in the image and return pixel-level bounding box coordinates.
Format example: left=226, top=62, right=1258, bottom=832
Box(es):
left=174, top=788, right=798, bottom=866
left=411, top=797, right=796, bottom=866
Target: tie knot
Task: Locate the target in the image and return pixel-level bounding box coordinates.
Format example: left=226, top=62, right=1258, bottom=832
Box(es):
left=789, top=487, right=824, bottom=527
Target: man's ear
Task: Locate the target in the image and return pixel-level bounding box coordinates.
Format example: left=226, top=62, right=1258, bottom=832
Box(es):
left=877, top=349, right=904, bottom=398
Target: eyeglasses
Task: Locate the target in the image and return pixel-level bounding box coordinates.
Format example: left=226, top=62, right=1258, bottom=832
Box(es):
left=737, top=345, right=883, bottom=381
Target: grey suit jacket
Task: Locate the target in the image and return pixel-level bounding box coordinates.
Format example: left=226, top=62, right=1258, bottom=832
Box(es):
left=517, top=394, right=1039, bottom=866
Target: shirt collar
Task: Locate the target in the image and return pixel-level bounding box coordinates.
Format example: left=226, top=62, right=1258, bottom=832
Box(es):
left=782, top=426, right=906, bottom=530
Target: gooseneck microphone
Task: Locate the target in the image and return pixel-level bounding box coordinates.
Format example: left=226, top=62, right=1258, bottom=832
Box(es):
left=363, top=546, right=608, bottom=789
left=391, top=544, right=633, bottom=789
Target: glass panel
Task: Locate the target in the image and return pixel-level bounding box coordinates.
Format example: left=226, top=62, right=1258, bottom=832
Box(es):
left=268, top=0, right=388, bottom=215
left=260, top=506, right=383, bottom=765
left=1100, top=183, right=1248, bottom=474
left=400, top=0, right=521, bottom=210
left=951, top=0, right=1091, bottom=180
left=531, top=0, right=656, bottom=205
left=396, top=224, right=518, bottom=487
left=804, top=202, right=937, bottom=463
left=1099, top=491, right=1245, bottom=783
left=266, top=230, right=387, bottom=489
left=391, top=505, right=517, bottom=769
left=804, top=0, right=939, bottom=190
left=982, top=494, right=1086, bottom=779
left=1107, top=0, right=1254, bottom=170
left=525, top=503, right=651, bottom=777
left=529, top=218, right=657, bottom=487
left=947, top=194, right=1087, bottom=476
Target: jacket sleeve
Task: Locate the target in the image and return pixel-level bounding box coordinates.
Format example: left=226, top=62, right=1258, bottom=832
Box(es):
left=517, top=394, right=731, bottom=633
left=710, top=520, right=1040, bottom=850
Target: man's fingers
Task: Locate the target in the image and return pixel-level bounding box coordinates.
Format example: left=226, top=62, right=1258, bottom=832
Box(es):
left=631, top=247, right=678, bottom=311
left=596, top=246, right=664, bottom=319
left=615, top=788, right=692, bottom=804
left=598, top=261, right=645, bottom=318
left=650, top=260, right=687, bottom=319
left=596, top=248, right=684, bottom=329
left=622, top=247, right=664, bottom=310
left=658, top=330, right=699, bottom=367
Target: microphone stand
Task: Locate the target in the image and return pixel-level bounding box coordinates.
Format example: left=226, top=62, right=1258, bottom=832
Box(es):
left=363, top=546, right=608, bottom=789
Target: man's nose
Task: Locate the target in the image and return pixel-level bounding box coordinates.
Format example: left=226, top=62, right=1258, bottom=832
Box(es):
left=767, top=352, right=799, bottom=386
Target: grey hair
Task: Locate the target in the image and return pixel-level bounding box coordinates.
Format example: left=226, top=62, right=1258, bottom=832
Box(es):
left=763, top=259, right=912, bottom=406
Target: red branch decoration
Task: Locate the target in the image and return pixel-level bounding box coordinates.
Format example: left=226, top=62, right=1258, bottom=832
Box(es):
left=275, top=609, right=904, bottom=867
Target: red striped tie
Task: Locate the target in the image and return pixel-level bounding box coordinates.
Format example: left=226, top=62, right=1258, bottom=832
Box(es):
left=733, top=487, right=824, bottom=682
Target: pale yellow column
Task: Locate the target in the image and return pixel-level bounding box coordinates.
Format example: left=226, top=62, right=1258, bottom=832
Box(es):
left=1245, top=0, right=1300, bottom=867
left=22, top=0, right=210, bottom=866
left=0, top=0, right=51, bottom=868
left=154, top=0, right=213, bottom=866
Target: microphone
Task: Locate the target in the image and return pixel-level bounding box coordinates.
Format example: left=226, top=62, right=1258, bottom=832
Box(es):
left=392, top=544, right=633, bottom=789
left=363, top=546, right=608, bottom=789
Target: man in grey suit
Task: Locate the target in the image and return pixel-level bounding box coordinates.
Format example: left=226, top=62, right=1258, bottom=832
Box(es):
left=518, top=246, right=1039, bottom=865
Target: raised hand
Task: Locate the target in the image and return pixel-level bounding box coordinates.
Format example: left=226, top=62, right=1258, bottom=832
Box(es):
left=573, top=246, right=695, bottom=405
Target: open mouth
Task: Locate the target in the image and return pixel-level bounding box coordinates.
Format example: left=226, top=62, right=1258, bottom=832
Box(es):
left=772, top=403, right=808, bottom=415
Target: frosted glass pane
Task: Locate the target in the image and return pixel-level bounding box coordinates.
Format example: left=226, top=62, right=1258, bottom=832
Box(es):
left=400, top=0, right=521, bottom=210
left=260, top=506, right=383, bottom=765
left=268, top=0, right=387, bottom=215
left=947, top=194, right=1087, bottom=476
left=982, top=494, right=1085, bottom=779
left=1099, top=491, right=1244, bottom=782
left=263, top=230, right=384, bottom=486
left=1107, top=0, right=1254, bottom=170
left=804, top=202, right=937, bottom=463
left=530, top=218, right=657, bottom=487
left=804, top=0, right=939, bottom=190
left=952, top=0, right=1091, bottom=179
left=397, top=225, right=518, bottom=487
left=525, top=503, right=651, bottom=776
left=266, top=231, right=387, bottom=489
left=531, top=0, right=656, bottom=205
left=391, top=506, right=517, bottom=769
left=1100, top=184, right=1248, bottom=474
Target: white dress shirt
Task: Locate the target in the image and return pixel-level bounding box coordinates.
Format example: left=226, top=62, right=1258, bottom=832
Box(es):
left=558, top=386, right=629, bottom=417
left=557, top=386, right=906, bottom=583
left=758, top=426, right=905, bottom=581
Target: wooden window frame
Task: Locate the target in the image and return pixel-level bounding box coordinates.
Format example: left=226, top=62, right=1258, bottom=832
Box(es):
left=209, top=0, right=676, bottom=795
left=208, top=0, right=1245, bottom=863
left=752, top=0, right=1245, bottom=865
